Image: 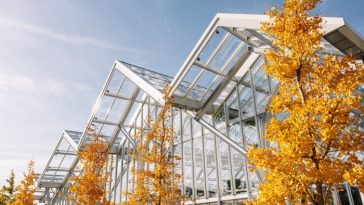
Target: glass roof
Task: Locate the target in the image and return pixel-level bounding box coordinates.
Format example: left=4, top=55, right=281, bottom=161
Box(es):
left=90, top=65, right=142, bottom=140
left=174, top=27, right=250, bottom=104
left=65, top=130, right=82, bottom=144
left=121, top=61, right=173, bottom=92
left=37, top=131, right=79, bottom=191
left=169, top=25, right=274, bottom=116
left=120, top=61, right=214, bottom=101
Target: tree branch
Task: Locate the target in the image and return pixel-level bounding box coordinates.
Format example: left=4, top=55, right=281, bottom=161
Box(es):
left=296, top=65, right=306, bottom=104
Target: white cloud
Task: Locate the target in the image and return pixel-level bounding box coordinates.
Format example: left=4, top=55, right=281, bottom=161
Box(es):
left=0, top=17, right=150, bottom=55
left=0, top=74, right=92, bottom=182
left=0, top=74, right=74, bottom=99
left=0, top=74, right=35, bottom=92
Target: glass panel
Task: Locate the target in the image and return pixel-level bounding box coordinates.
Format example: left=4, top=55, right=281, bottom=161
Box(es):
left=213, top=107, right=227, bottom=135
left=231, top=150, right=248, bottom=194
left=95, top=96, right=114, bottom=121
left=107, top=70, right=124, bottom=94
left=106, top=98, right=128, bottom=123
left=174, top=143, right=183, bottom=191
left=248, top=171, right=260, bottom=195
left=183, top=69, right=207, bottom=100
left=226, top=88, right=244, bottom=145
left=182, top=65, right=201, bottom=84
left=270, top=77, right=280, bottom=93
left=224, top=43, right=249, bottom=74
left=195, top=166, right=205, bottom=198
left=172, top=109, right=182, bottom=143
left=229, top=122, right=243, bottom=145
left=118, top=78, right=134, bottom=97
left=119, top=143, right=129, bottom=202
left=204, top=129, right=218, bottom=198
left=210, top=35, right=241, bottom=72
left=195, top=69, right=216, bottom=89
left=201, top=76, right=223, bottom=102
left=121, top=61, right=173, bottom=92
left=226, top=89, right=238, bottom=110
left=255, top=92, right=270, bottom=112
left=123, top=102, right=140, bottom=127
left=219, top=140, right=232, bottom=196
left=244, top=124, right=259, bottom=148
left=321, top=39, right=344, bottom=55
left=99, top=124, right=117, bottom=138
left=198, top=28, right=229, bottom=65
left=194, top=136, right=205, bottom=199
left=239, top=85, right=255, bottom=115
left=253, top=68, right=267, bottom=89
left=65, top=131, right=82, bottom=144
left=182, top=114, right=191, bottom=140
left=116, top=131, right=126, bottom=146
left=183, top=140, right=193, bottom=199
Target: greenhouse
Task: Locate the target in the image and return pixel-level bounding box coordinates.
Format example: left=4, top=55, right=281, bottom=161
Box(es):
left=35, top=14, right=364, bottom=205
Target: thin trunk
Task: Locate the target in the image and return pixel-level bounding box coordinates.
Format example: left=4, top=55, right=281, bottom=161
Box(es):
left=315, top=181, right=325, bottom=205
left=157, top=114, right=166, bottom=205
left=311, top=146, right=325, bottom=205
left=296, top=68, right=305, bottom=104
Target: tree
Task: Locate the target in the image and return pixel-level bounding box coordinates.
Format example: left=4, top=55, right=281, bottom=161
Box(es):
left=68, top=128, right=112, bottom=205
left=0, top=170, right=15, bottom=204
left=0, top=193, right=8, bottom=205
left=124, top=86, right=182, bottom=205
left=9, top=161, right=36, bottom=205
left=247, top=0, right=364, bottom=204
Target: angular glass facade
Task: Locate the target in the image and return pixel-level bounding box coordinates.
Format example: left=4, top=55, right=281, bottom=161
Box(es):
left=35, top=14, right=364, bottom=205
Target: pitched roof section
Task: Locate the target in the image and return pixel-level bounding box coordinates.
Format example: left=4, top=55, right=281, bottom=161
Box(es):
left=169, top=14, right=364, bottom=116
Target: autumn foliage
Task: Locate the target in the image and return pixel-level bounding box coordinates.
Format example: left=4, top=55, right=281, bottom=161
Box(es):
left=247, top=0, right=364, bottom=204
left=0, top=170, right=15, bottom=204
left=69, top=128, right=112, bottom=205
left=8, top=161, right=36, bottom=205
left=124, top=86, right=182, bottom=205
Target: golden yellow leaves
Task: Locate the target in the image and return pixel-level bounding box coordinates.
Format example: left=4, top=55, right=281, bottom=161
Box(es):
left=248, top=0, right=364, bottom=204
left=262, top=0, right=323, bottom=85
left=343, top=166, right=364, bottom=191
left=68, top=129, right=112, bottom=205
left=124, top=86, right=181, bottom=205
left=8, top=161, right=36, bottom=205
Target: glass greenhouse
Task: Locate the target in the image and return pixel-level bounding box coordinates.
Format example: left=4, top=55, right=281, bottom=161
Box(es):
left=35, top=14, right=364, bottom=205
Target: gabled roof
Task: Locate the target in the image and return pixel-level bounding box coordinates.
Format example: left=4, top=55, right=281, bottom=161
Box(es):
left=169, top=14, right=364, bottom=117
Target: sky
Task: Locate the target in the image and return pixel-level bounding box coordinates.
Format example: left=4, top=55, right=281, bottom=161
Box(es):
left=0, top=0, right=363, bottom=185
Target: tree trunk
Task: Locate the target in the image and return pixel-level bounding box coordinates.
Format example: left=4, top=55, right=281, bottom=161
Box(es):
left=315, top=182, right=325, bottom=205
left=295, top=66, right=307, bottom=104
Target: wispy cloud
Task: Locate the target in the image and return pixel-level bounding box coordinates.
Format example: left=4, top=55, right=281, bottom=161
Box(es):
left=0, top=17, right=152, bottom=55
left=0, top=74, right=90, bottom=101
left=0, top=74, right=92, bottom=181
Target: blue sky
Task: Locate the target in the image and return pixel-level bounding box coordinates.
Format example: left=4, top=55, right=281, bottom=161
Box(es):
left=0, top=0, right=363, bottom=184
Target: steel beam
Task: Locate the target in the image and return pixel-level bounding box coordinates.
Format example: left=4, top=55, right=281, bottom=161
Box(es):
left=62, top=131, right=79, bottom=151
left=186, top=110, right=248, bottom=156
left=115, top=61, right=164, bottom=104
left=196, top=51, right=252, bottom=117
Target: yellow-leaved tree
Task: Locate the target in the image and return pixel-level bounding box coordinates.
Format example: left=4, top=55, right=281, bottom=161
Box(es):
left=0, top=170, right=15, bottom=204
left=247, top=0, right=364, bottom=204
left=124, top=86, right=182, bottom=205
left=69, top=128, right=112, bottom=205
left=9, top=161, right=36, bottom=205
